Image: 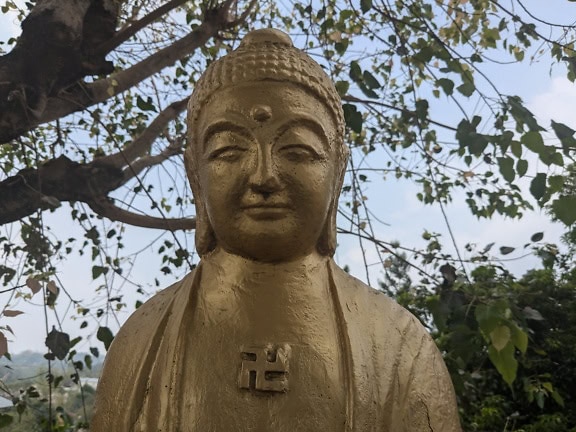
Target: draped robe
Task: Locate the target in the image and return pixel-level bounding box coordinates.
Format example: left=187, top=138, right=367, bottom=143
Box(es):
left=91, top=253, right=461, bottom=431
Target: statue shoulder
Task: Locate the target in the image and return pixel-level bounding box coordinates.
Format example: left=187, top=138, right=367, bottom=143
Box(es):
left=107, top=270, right=196, bottom=354
left=331, top=262, right=442, bottom=361
left=330, top=262, right=416, bottom=326
left=330, top=263, right=462, bottom=431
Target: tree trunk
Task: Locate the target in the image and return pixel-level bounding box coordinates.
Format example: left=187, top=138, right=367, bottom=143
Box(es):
left=0, top=0, right=119, bottom=143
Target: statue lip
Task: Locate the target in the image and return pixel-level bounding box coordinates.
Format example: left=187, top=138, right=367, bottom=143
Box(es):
left=241, top=202, right=291, bottom=209
left=241, top=203, right=291, bottom=219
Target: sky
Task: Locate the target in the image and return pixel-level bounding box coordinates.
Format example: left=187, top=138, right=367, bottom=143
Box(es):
left=0, top=1, right=575, bottom=355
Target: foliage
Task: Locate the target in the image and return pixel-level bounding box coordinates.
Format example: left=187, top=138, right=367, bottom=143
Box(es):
left=383, top=240, right=576, bottom=431
left=0, top=0, right=576, bottom=430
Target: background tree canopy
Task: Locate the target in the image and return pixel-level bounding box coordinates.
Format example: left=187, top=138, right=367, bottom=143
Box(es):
left=0, top=0, right=575, bottom=430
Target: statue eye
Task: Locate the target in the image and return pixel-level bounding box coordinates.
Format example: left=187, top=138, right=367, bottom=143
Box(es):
left=205, top=131, right=250, bottom=162
left=208, top=145, right=247, bottom=162
left=276, top=125, right=327, bottom=162
left=278, top=144, right=321, bottom=162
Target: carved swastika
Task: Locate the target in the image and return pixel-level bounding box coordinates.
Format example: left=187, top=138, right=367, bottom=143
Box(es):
left=239, top=345, right=290, bottom=392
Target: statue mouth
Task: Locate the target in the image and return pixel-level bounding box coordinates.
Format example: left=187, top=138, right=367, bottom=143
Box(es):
left=241, top=203, right=291, bottom=220
left=241, top=203, right=290, bottom=209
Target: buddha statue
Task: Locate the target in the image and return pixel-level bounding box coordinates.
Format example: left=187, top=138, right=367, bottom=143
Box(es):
left=91, top=29, right=462, bottom=431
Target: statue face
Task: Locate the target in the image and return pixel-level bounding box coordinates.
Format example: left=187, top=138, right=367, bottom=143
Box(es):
left=196, top=82, right=338, bottom=262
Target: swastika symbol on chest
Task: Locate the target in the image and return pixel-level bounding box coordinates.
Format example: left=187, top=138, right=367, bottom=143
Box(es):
left=239, top=344, right=290, bottom=393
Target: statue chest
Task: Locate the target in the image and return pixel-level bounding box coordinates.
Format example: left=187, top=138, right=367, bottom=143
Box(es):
left=177, top=288, right=348, bottom=432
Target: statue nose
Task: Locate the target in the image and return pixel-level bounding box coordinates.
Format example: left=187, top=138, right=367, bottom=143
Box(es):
left=249, top=150, right=281, bottom=195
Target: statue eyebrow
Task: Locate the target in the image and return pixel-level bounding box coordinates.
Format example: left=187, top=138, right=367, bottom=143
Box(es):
left=202, top=120, right=253, bottom=151
left=274, top=116, right=330, bottom=150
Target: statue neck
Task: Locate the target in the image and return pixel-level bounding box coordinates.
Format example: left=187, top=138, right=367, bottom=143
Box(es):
left=199, top=248, right=330, bottom=302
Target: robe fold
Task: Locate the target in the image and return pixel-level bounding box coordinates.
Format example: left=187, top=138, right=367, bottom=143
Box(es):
left=91, top=259, right=461, bottom=431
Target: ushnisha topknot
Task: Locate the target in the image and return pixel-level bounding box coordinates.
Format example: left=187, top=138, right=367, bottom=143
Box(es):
left=186, top=28, right=345, bottom=146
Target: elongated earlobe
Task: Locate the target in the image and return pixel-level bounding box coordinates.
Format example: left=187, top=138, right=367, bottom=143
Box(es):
left=185, top=147, right=217, bottom=256
left=317, top=143, right=348, bottom=256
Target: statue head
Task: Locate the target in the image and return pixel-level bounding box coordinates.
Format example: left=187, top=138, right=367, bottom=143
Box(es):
left=185, top=29, right=348, bottom=262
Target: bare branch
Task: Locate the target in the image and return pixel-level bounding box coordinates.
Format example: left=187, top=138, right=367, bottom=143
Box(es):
left=228, top=0, right=258, bottom=26
left=102, top=97, right=188, bottom=169
left=342, top=95, right=458, bottom=132
left=39, top=20, right=220, bottom=126
left=0, top=156, right=124, bottom=225
left=88, top=197, right=195, bottom=231
left=123, top=136, right=185, bottom=182
left=96, top=0, right=189, bottom=56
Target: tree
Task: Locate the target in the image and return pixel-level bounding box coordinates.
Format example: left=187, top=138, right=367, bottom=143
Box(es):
left=1, top=0, right=576, bottom=429
left=387, top=253, right=576, bottom=431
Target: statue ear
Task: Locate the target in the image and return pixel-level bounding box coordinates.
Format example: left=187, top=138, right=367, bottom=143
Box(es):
left=317, top=143, right=349, bottom=256
left=185, top=146, right=217, bottom=256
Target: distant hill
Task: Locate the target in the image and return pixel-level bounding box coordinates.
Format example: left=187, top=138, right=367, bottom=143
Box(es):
left=1, top=351, right=103, bottom=385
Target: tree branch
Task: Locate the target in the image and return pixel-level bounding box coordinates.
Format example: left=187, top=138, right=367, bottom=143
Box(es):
left=95, top=0, right=190, bottom=56
left=38, top=19, right=220, bottom=127
left=0, top=156, right=124, bottom=225
left=0, top=153, right=195, bottom=230
left=342, top=95, right=458, bottom=132
left=0, top=0, right=254, bottom=143
left=101, top=97, right=188, bottom=169
left=0, top=0, right=120, bottom=143
left=122, top=136, right=185, bottom=182
left=88, top=197, right=195, bottom=231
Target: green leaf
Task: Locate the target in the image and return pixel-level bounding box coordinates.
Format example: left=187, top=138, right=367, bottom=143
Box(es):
left=551, top=389, right=565, bottom=407
left=530, top=173, right=547, bottom=200
left=360, top=0, right=372, bottom=13
left=497, top=157, right=515, bottom=182
left=490, top=325, right=511, bottom=351
left=85, top=354, right=93, bottom=370
left=136, top=95, right=156, bottom=112
left=521, top=131, right=545, bottom=154
left=456, top=81, right=475, bottom=97
left=349, top=61, right=362, bottom=82
left=551, top=196, right=576, bottom=225
left=488, top=343, right=518, bottom=386
left=97, top=326, right=115, bottom=351
left=510, top=140, right=522, bottom=158
left=510, top=323, right=528, bottom=354
left=436, top=78, right=454, bottom=95
left=475, top=304, right=501, bottom=335
left=509, top=96, right=544, bottom=132
left=358, top=82, right=378, bottom=98
left=516, top=159, right=528, bottom=177
left=550, top=120, right=575, bottom=139
left=548, top=175, right=565, bottom=193
left=530, top=232, right=544, bottom=242
left=551, top=120, right=576, bottom=154
left=335, top=80, right=350, bottom=97
left=500, top=246, right=515, bottom=255
left=45, top=327, right=71, bottom=360
left=343, top=103, right=363, bottom=133
left=92, top=265, right=109, bottom=280
left=363, top=71, right=381, bottom=89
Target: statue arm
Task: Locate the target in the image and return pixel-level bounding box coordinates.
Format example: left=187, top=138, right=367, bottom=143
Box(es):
left=91, top=277, right=189, bottom=431
left=401, top=324, right=462, bottom=432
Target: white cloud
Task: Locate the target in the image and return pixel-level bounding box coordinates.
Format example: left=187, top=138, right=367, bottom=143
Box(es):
left=529, top=76, right=576, bottom=129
